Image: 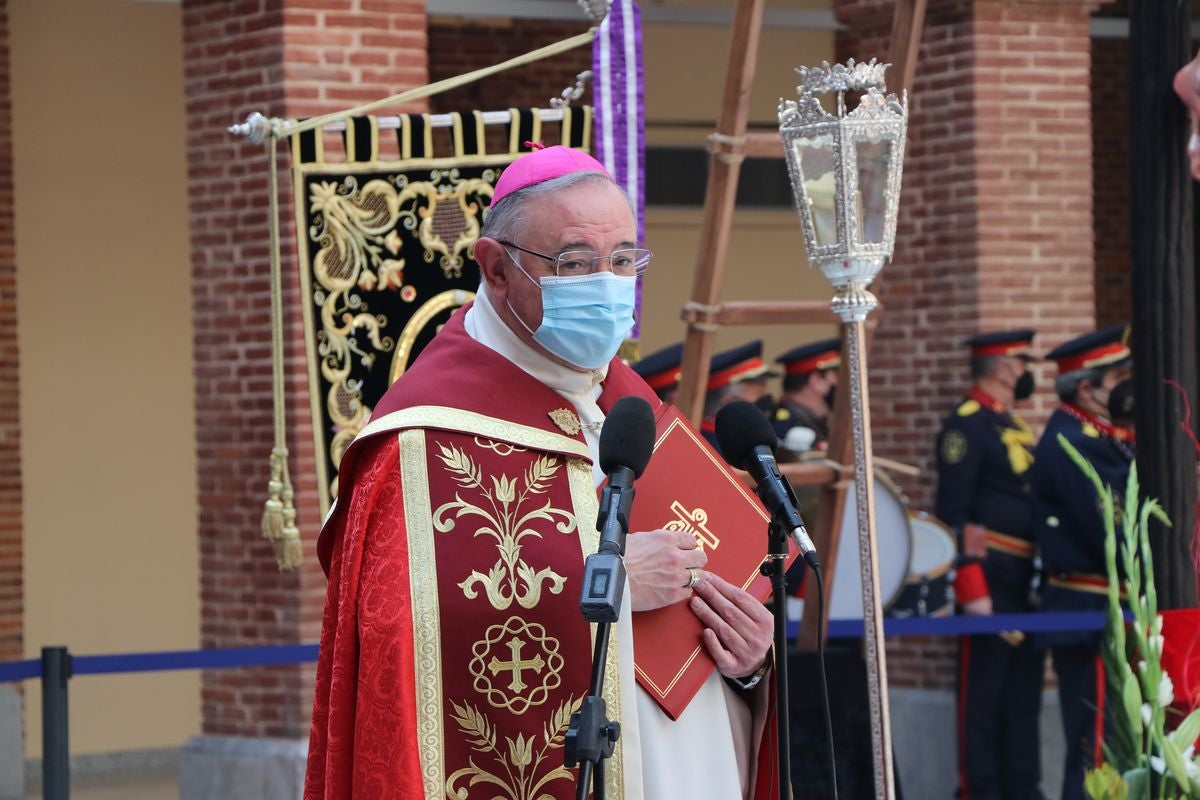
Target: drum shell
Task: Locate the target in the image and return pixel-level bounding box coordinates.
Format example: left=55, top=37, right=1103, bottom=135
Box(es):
left=826, top=471, right=913, bottom=619
left=890, top=512, right=956, bottom=618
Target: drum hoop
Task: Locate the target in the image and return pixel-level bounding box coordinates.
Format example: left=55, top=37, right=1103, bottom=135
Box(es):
left=904, top=509, right=956, bottom=583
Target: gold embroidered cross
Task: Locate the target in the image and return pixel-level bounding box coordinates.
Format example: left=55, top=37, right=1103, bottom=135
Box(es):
left=487, top=638, right=545, bottom=693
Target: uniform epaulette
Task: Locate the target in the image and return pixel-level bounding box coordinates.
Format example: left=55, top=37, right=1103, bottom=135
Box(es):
left=957, top=399, right=981, bottom=417
left=775, top=408, right=791, bottom=422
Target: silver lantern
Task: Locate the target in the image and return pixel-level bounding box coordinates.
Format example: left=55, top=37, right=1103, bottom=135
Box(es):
left=779, top=58, right=908, bottom=800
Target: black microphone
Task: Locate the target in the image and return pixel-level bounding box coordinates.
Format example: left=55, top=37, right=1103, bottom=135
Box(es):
left=715, top=401, right=820, bottom=569
left=579, top=396, right=656, bottom=622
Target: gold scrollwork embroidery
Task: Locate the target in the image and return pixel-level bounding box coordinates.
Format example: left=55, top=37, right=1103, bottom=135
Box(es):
left=661, top=500, right=720, bottom=550
left=432, top=443, right=577, bottom=610
left=469, top=616, right=564, bottom=713
left=475, top=438, right=528, bottom=457
left=445, top=694, right=581, bottom=800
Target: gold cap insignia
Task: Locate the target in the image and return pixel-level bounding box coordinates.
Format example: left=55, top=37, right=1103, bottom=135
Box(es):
left=548, top=408, right=582, bottom=436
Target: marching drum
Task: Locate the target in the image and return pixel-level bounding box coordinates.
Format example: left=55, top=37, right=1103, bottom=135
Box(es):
left=890, top=511, right=957, bottom=618
left=826, top=473, right=913, bottom=619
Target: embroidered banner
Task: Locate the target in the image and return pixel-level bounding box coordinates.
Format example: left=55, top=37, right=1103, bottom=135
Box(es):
left=291, top=108, right=594, bottom=513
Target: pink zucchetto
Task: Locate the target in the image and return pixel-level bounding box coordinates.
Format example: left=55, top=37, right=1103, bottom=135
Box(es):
left=490, top=144, right=611, bottom=207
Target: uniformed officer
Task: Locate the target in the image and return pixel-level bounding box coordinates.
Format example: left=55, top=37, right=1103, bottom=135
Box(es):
left=701, top=341, right=779, bottom=449
left=1030, top=324, right=1134, bottom=800
left=935, top=329, right=1044, bottom=800
left=772, top=338, right=841, bottom=454
left=632, top=342, right=683, bottom=404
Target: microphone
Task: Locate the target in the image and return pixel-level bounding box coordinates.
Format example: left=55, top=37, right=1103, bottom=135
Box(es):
left=715, top=401, right=820, bottom=569
left=580, top=396, right=656, bottom=622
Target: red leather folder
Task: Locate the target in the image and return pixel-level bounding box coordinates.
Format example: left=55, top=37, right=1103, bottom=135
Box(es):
left=626, top=404, right=797, bottom=719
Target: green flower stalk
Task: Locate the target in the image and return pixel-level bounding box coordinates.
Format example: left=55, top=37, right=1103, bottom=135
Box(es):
left=1059, top=435, right=1199, bottom=800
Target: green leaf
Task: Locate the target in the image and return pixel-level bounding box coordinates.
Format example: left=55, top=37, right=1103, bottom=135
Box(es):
left=1161, top=737, right=1191, bottom=790
left=1121, top=767, right=1149, bottom=800
left=1122, top=672, right=1144, bottom=741
left=1168, top=707, right=1200, bottom=753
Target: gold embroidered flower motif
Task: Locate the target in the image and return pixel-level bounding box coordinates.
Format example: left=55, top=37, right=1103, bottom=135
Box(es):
left=445, top=695, right=581, bottom=800
left=432, top=444, right=577, bottom=611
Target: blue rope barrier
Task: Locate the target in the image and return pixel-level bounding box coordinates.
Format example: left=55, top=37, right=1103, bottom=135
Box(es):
left=818, top=610, right=1110, bottom=639
left=0, top=644, right=320, bottom=684
left=0, top=612, right=1127, bottom=683
left=0, top=657, right=40, bottom=683
left=71, top=644, right=319, bottom=676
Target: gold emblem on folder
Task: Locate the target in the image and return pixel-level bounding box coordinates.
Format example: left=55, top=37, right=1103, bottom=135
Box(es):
left=662, top=501, right=719, bottom=550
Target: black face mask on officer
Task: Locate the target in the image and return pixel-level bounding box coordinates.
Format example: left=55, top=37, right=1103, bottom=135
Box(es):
left=1107, top=378, right=1135, bottom=424
left=1013, top=370, right=1035, bottom=401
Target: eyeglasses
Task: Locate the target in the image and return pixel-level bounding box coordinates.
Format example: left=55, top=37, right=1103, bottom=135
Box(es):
left=497, top=240, right=653, bottom=277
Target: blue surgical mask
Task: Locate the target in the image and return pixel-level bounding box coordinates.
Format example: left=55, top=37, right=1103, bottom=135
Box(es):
left=508, top=269, right=637, bottom=370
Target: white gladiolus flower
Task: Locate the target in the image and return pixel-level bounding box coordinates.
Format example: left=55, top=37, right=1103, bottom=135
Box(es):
left=1158, top=673, right=1175, bottom=708
left=1142, top=703, right=1153, bottom=726
left=1153, top=614, right=1164, bottom=635
left=1150, top=755, right=1166, bottom=774
left=1150, top=634, right=1165, bottom=656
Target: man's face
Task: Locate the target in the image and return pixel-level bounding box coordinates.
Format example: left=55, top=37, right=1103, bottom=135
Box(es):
left=1101, top=364, right=1132, bottom=392
left=1081, top=363, right=1133, bottom=418
left=814, top=369, right=837, bottom=399
left=492, top=180, right=636, bottom=369
left=732, top=378, right=770, bottom=404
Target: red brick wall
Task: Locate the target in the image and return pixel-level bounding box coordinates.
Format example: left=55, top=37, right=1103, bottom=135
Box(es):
left=836, top=0, right=1101, bottom=690
left=183, top=0, right=427, bottom=738
left=0, top=0, right=22, bottom=665
left=427, top=17, right=591, bottom=153
left=428, top=18, right=590, bottom=111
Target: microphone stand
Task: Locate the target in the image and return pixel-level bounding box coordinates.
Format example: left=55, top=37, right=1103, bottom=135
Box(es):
left=763, top=519, right=793, bottom=800
left=565, top=466, right=635, bottom=800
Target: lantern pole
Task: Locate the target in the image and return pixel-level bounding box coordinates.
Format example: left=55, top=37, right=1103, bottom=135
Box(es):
left=779, top=59, right=907, bottom=800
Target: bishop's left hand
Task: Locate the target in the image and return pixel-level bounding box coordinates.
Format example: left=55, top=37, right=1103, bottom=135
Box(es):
left=689, top=572, right=774, bottom=680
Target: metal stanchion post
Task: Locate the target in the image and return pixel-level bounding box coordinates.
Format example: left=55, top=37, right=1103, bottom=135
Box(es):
left=41, top=646, right=71, bottom=800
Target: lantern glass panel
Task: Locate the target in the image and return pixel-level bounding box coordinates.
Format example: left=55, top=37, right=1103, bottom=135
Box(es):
left=854, top=138, right=891, bottom=245
left=793, top=136, right=838, bottom=246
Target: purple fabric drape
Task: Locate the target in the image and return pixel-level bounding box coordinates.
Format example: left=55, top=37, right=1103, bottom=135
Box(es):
left=593, top=0, right=646, bottom=336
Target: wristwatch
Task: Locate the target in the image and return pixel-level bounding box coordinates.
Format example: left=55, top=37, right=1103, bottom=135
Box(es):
left=727, top=658, right=771, bottom=691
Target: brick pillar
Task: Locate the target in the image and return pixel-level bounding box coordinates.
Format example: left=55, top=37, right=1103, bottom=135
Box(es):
left=0, top=0, right=20, bottom=668
left=182, top=0, right=427, bottom=768
left=831, top=3, right=1101, bottom=793
left=837, top=0, right=1100, bottom=512
left=1092, top=28, right=1130, bottom=327
left=0, top=1, right=23, bottom=795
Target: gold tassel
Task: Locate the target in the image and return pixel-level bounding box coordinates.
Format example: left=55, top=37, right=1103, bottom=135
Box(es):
left=275, top=479, right=302, bottom=571
left=261, top=447, right=287, bottom=541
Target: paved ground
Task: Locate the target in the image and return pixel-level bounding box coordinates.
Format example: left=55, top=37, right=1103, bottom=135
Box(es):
left=22, top=765, right=178, bottom=799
